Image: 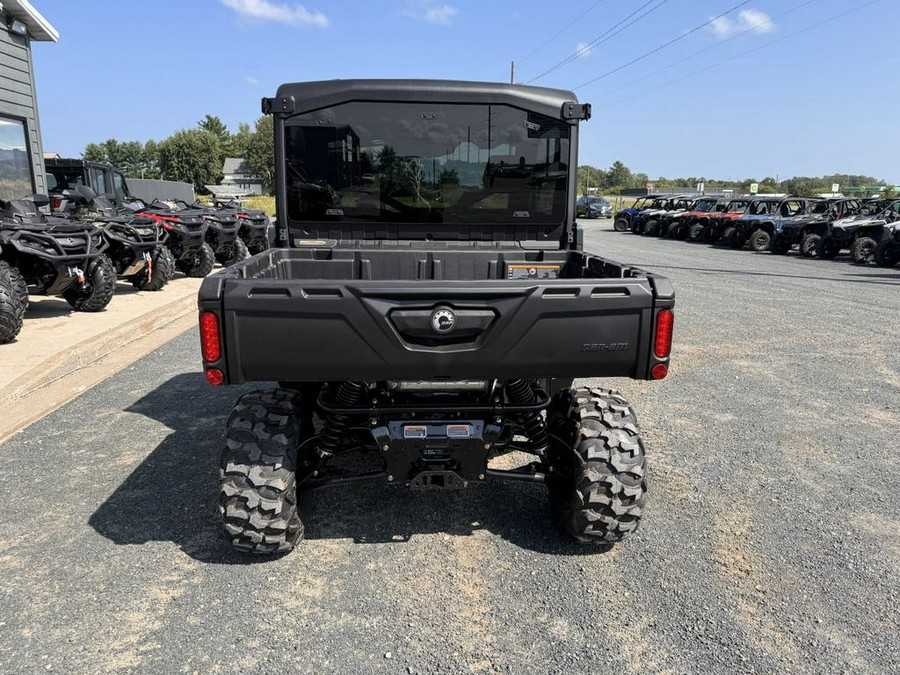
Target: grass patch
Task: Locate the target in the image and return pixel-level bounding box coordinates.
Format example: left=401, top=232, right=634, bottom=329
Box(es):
left=244, top=195, right=276, bottom=216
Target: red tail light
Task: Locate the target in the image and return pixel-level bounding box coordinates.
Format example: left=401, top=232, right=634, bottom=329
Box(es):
left=654, top=309, right=674, bottom=359
left=651, top=363, right=669, bottom=380
left=199, top=311, right=222, bottom=362
left=205, top=368, right=224, bottom=386
left=51, top=196, right=62, bottom=209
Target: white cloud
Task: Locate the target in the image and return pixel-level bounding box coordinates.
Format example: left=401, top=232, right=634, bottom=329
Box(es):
left=246, top=76, right=260, bottom=86
left=575, top=41, right=592, bottom=59
left=221, top=0, right=329, bottom=28
left=709, top=8, right=775, bottom=39
left=403, top=1, right=458, bottom=25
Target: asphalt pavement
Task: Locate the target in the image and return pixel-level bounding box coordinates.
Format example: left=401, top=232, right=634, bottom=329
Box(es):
left=1, top=223, right=898, bottom=674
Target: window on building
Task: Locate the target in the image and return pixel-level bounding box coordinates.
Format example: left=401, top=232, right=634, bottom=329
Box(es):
left=0, top=117, right=34, bottom=201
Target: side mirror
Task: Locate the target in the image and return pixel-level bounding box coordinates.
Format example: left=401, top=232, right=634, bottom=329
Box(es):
left=28, top=193, right=50, bottom=208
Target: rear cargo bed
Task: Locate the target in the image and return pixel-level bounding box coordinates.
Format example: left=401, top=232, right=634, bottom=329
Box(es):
left=199, top=246, right=674, bottom=383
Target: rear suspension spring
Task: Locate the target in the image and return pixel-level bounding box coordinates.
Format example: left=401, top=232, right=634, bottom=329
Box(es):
left=504, top=379, right=548, bottom=452
left=318, top=381, right=368, bottom=466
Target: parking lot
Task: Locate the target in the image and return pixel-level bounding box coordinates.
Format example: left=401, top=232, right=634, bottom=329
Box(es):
left=1, top=221, right=898, bottom=674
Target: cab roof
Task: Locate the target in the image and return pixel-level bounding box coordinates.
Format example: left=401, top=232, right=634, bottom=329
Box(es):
left=273, top=79, right=584, bottom=120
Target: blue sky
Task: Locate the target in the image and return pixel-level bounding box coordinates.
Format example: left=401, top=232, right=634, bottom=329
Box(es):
left=32, top=0, right=899, bottom=182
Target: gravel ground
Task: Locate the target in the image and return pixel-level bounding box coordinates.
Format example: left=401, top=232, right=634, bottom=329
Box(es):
left=1, top=224, right=898, bottom=674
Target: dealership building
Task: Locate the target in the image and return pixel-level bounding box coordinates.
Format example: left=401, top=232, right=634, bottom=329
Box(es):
left=0, top=0, right=57, bottom=201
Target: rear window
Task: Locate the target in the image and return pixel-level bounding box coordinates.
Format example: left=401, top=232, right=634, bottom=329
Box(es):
left=284, top=101, right=570, bottom=225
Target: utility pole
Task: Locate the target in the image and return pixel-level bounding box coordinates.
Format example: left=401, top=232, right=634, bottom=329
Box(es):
left=510, top=61, right=515, bottom=84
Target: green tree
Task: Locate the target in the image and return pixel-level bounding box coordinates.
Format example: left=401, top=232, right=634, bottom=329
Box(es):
left=607, top=160, right=632, bottom=189
left=231, top=122, right=253, bottom=159
left=141, top=139, right=161, bottom=179
left=246, top=116, right=275, bottom=194
left=158, top=129, right=223, bottom=192
left=576, top=164, right=607, bottom=195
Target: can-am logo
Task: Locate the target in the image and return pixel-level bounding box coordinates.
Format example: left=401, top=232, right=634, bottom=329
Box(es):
left=431, top=308, right=456, bottom=334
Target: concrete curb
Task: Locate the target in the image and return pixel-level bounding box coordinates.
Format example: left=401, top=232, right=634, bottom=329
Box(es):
left=0, top=290, right=200, bottom=445
left=4, top=294, right=197, bottom=399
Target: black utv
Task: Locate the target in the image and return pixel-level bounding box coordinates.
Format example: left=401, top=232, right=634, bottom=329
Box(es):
left=774, top=199, right=863, bottom=258
left=57, top=186, right=175, bottom=291
left=846, top=200, right=900, bottom=265
left=0, top=194, right=115, bottom=343
left=873, top=223, right=900, bottom=267
left=816, top=199, right=891, bottom=259
left=198, top=79, right=675, bottom=555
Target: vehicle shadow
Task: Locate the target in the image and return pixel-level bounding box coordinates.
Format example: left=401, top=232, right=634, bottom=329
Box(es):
left=23, top=297, right=74, bottom=320
left=89, top=374, right=601, bottom=564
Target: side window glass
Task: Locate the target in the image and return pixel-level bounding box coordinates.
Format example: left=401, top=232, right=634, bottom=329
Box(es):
left=0, top=116, right=33, bottom=200
left=91, top=168, right=109, bottom=196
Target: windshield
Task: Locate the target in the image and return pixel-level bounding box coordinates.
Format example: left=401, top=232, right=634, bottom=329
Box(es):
left=694, top=199, right=717, bottom=212
left=284, top=102, right=570, bottom=225
left=748, top=200, right=779, bottom=215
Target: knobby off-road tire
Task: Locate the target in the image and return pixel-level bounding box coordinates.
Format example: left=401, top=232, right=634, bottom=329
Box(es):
left=63, top=254, right=116, bottom=312
left=721, top=226, right=740, bottom=248
left=131, top=245, right=175, bottom=291
left=817, top=236, right=840, bottom=260
left=850, top=236, right=877, bottom=265
left=750, top=228, right=771, bottom=253
left=217, top=239, right=250, bottom=267
left=547, top=387, right=647, bottom=546
left=220, top=388, right=307, bottom=555
left=874, top=240, right=899, bottom=267
left=0, top=260, right=28, bottom=344
left=688, top=223, right=705, bottom=242
left=177, top=242, right=216, bottom=278
left=800, top=233, right=821, bottom=257
left=614, top=217, right=629, bottom=232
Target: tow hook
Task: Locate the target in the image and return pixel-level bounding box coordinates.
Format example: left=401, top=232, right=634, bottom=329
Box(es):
left=143, top=251, right=153, bottom=282
left=68, top=266, right=85, bottom=285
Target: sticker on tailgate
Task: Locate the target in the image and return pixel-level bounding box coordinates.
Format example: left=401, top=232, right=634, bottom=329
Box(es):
left=506, top=263, right=561, bottom=280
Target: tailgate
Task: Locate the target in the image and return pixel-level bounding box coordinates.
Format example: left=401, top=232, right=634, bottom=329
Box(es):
left=199, top=274, right=673, bottom=383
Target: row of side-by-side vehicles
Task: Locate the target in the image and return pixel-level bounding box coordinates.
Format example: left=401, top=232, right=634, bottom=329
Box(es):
left=0, top=158, right=274, bottom=344
left=608, top=193, right=900, bottom=267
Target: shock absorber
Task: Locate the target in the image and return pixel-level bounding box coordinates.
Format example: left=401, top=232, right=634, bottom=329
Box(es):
left=504, top=379, right=548, bottom=452
left=317, top=381, right=368, bottom=469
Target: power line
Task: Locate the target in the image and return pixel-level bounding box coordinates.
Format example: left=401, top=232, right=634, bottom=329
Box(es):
left=573, top=0, right=752, bottom=90
left=597, top=0, right=823, bottom=97
left=592, top=0, right=883, bottom=110
left=524, top=0, right=670, bottom=85
left=516, top=0, right=609, bottom=66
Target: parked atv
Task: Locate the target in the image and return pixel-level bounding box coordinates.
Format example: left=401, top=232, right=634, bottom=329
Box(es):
left=613, top=195, right=659, bottom=233
left=131, top=200, right=214, bottom=277
left=698, top=198, right=752, bottom=244
left=774, top=199, right=863, bottom=258
left=212, top=199, right=272, bottom=254
left=171, top=201, right=250, bottom=267
left=818, top=199, right=896, bottom=261
left=0, top=194, right=115, bottom=343
left=59, top=186, right=175, bottom=291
